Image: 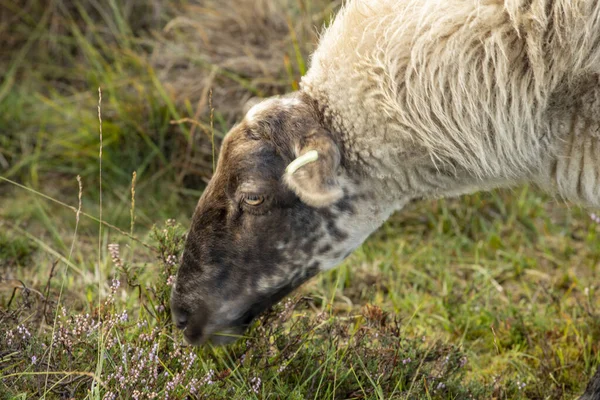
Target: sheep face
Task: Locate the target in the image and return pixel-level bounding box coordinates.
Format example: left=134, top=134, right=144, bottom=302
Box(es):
left=170, top=95, right=378, bottom=346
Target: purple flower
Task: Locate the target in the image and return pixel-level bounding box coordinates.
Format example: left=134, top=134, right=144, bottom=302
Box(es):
left=250, top=376, right=261, bottom=394
left=200, top=369, right=215, bottom=386
left=166, top=255, right=178, bottom=266
left=17, top=325, right=31, bottom=339
left=166, top=275, right=176, bottom=286
left=31, top=356, right=37, bottom=365
left=108, top=244, right=123, bottom=268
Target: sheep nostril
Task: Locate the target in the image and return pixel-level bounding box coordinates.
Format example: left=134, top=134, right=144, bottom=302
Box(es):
left=175, top=313, right=188, bottom=330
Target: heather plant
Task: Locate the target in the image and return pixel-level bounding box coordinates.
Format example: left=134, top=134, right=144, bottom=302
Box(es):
left=2, top=203, right=599, bottom=398
left=0, top=226, right=500, bottom=399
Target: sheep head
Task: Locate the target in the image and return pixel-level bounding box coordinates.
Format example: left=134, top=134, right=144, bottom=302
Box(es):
left=169, top=93, right=386, bottom=345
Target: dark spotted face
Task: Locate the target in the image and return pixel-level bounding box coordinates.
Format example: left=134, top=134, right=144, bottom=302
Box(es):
left=169, top=95, right=379, bottom=345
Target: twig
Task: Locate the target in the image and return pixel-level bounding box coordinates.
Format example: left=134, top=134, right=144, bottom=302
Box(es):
left=170, top=117, right=211, bottom=136
left=129, top=171, right=137, bottom=266
left=2, top=279, right=47, bottom=304
left=209, top=88, right=215, bottom=173
left=3, top=371, right=104, bottom=387
left=98, top=87, right=103, bottom=263
left=95, top=86, right=104, bottom=382
left=41, top=260, right=59, bottom=324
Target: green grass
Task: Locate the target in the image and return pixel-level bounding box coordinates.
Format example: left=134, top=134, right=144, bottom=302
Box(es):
left=2, top=185, right=598, bottom=399
left=1, top=0, right=599, bottom=399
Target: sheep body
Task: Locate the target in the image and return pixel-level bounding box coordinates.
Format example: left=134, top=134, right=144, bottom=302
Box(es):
left=297, top=2, right=600, bottom=396
left=171, top=2, right=600, bottom=397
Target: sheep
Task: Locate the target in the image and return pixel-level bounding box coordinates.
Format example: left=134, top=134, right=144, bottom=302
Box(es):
left=170, top=0, right=600, bottom=396
left=581, top=366, right=600, bottom=400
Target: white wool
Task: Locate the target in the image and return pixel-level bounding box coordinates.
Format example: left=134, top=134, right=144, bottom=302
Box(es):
left=301, top=0, right=600, bottom=207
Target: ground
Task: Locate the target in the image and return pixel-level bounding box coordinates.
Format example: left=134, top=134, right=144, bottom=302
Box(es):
left=1, top=0, right=599, bottom=399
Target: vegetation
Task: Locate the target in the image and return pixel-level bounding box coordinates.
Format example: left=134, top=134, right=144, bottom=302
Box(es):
left=1, top=0, right=598, bottom=398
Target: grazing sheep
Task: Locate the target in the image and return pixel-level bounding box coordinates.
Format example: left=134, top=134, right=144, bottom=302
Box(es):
left=581, top=366, right=600, bottom=400
left=170, top=0, right=600, bottom=396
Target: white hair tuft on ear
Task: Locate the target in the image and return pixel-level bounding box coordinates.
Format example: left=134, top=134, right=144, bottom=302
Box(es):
left=285, top=150, right=319, bottom=175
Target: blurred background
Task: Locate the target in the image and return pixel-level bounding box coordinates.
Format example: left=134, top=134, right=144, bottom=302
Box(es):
left=0, top=0, right=337, bottom=226
left=1, top=1, right=599, bottom=399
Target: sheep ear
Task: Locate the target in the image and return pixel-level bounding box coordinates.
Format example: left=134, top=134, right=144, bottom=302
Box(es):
left=283, top=134, right=343, bottom=208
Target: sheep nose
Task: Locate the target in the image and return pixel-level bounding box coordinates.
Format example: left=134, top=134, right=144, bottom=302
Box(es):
left=170, top=299, right=210, bottom=345
left=175, top=313, right=188, bottom=330
left=171, top=304, right=190, bottom=330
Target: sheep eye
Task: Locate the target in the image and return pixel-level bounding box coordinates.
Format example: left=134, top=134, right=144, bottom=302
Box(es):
left=244, top=194, right=264, bottom=206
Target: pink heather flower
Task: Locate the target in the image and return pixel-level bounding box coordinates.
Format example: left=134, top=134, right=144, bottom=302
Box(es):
left=110, top=279, right=121, bottom=292
left=166, top=255, right=178, bottom=266
left=402, top=358, right=411, bottom=365
left=5, top=330, right=14, bottom=346
left=166, top=275, right=176, bottom=286
left=591, top=213, right=600, bottom=224
left=136, top=320, right=148, bottom=328
left=17, top=325, right=31, bottom=340
left=189, top=378, right=199, bottom=394
left=200, top=369, right=215, bottom=386
left=434, top=381, right=447, bottom=394
left=119, top=311, right=128, bottom=323
left=250, top=377, right=261, bottom=394
left=102, top=392, right=116, bottom=400
left=31, top=356, right=37, bottom=365
left=108, top=244, right=123, bottom=268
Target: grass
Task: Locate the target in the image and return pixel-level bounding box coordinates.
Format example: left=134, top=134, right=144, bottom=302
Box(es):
left=1, top=0, right=599, bottom=399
